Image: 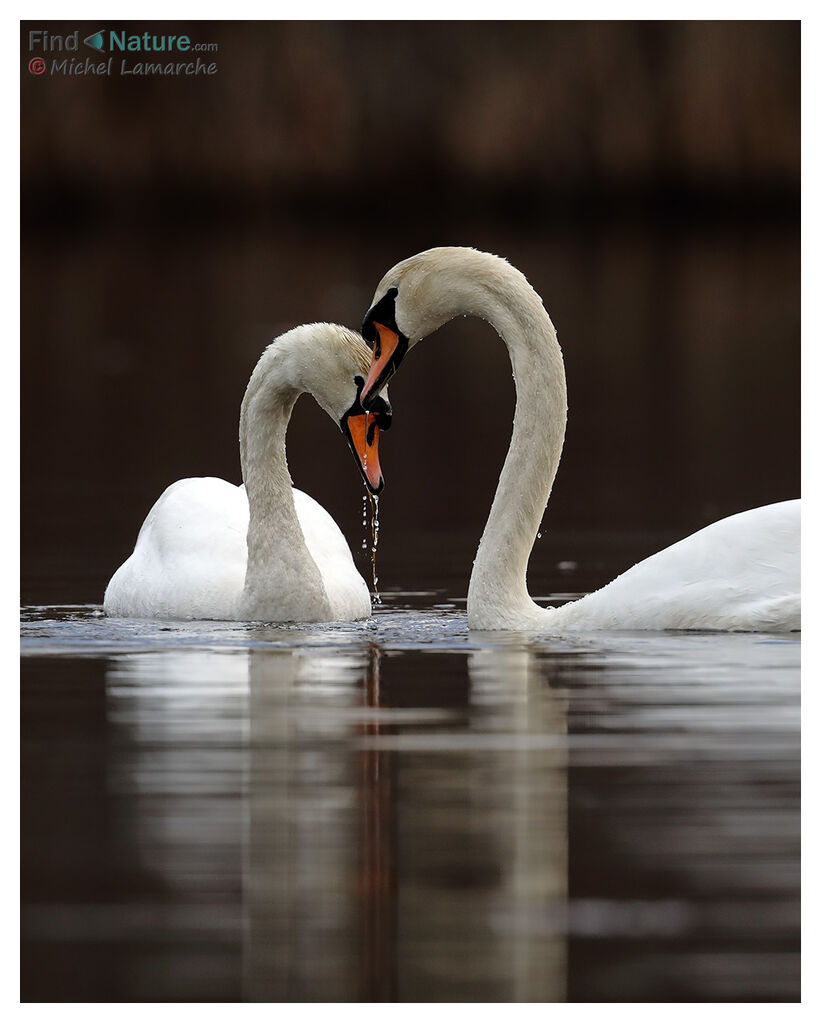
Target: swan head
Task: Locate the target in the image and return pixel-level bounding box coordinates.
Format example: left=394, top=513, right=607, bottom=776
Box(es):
left=296, top=324, right=392, bottom=495
left=360, top=247, right=507, bottom=406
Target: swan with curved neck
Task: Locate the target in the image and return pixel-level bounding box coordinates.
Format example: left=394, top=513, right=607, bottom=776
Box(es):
left=360, top=247, right=799, bottom=632
left=104, top=323, right=391, bottom=622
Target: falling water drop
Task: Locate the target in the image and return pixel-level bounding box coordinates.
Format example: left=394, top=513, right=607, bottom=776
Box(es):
left=367, top=491, right=381, bottom=604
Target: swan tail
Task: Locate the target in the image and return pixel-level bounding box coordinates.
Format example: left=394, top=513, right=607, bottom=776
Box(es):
left=738, top=593, right=801, bottom=633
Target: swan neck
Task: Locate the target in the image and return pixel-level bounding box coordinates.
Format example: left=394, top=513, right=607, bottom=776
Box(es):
left=238, top=347, right=331, bottom=619
left=463, top=264, right=567, bottom=626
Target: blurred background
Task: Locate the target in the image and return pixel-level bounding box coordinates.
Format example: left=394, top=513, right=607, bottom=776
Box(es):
left=21, top=20, right=800, bottom=604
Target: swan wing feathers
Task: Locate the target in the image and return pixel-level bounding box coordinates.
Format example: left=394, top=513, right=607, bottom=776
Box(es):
left=558, top=500, right=800, bottom=631
left=104, top=480, right=369, bottom=621
left=103, top=478, right=249, bottom=620
left=293, top=489, right=371, bottom=620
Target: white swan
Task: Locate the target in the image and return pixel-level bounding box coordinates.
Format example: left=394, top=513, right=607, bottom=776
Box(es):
left=104, top=323, right=392, bottom=622
left=359, top=247, right=800, bottom=632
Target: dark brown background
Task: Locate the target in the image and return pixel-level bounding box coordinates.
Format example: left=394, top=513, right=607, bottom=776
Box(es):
left=21, top=20, right=800, bottom=603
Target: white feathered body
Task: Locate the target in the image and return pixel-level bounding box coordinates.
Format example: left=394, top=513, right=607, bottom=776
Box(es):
left=548, top=500, right=800, bottom=632
left=103, top=478, right=370, bottom=622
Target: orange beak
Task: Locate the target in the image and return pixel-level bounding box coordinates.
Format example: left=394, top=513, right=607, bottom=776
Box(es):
left=362, top=322, right=402, bottom=406
left=346, top=412, right=384, bottom=494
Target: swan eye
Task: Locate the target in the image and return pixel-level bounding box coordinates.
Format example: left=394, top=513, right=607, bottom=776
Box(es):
left=362, top=286, right=399, bottom=350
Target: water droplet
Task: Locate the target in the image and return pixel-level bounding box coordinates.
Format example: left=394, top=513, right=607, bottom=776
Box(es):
left=364, top=489, right=382, bottom=603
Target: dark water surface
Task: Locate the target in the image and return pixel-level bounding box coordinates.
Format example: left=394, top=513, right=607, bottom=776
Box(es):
left=21, top=590, right=799, bottom=1002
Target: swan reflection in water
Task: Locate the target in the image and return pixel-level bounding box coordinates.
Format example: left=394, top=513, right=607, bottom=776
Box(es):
left=104, top=633, right=569, bottom=1001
